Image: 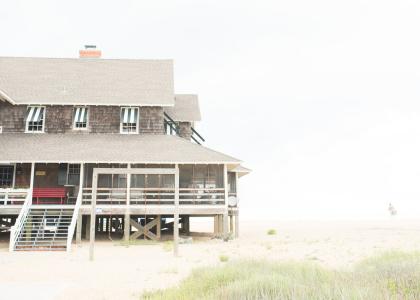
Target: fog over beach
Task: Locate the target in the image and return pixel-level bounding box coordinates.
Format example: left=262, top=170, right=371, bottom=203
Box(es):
left=2, top=0, right=420, bottom=220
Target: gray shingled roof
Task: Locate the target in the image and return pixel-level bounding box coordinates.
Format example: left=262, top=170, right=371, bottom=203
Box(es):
left=0, top=134, right=240, bottom=164
left=165, top=94, right=201, bottom=121
left=0, top=57, right=174, bottom=106
left=231, top=165, right=252, bottom=177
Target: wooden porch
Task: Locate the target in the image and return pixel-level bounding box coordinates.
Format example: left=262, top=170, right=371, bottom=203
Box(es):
left=1, top=162, right=240, bottom=255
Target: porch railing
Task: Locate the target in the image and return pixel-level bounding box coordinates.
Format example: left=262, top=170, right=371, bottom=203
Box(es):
left=9, top=193, right=32, bottom=251
left=0, top=189, right=29, bottom=206
left=82, top=187, right=225, bottom=205
left=179, top=188, right=225, bottom=205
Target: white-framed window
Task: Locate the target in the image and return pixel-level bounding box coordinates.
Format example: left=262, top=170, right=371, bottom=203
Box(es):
left=165, top=121, right=179, bottom=135
left=25, top=106, right=45, bottom=133
left=67, top=164, right=81, bottom=185
left=73, top=107, right=88, bottom=129
left=120, top=107, right=139, bottom=134
left=0, top=165, right=15, bottom=188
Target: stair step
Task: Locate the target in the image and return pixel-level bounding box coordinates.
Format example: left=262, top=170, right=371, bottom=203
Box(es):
left=15, top=247, right=66, bottom=251
left=16, top=242, right=68, bottom=244
left=12, top=205, right=78, bottom=252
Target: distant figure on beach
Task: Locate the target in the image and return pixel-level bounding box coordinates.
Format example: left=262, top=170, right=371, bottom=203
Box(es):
left=388, top=203, right=397, bottom=216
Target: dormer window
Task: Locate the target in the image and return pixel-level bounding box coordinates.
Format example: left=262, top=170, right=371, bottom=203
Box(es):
left=120, top=107, right=139, bottom=134
left=73, top=107, right=88, bottom=129
left=25, top=106, right=45, bottom=133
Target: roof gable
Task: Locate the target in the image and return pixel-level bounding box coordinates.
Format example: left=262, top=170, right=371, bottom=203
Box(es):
left=165, top=94, right=201, bottom=122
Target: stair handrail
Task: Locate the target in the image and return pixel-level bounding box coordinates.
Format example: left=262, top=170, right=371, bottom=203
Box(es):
left=164, top=112, right=206, bottom=144
left=66, top=167, right=84, bottom=252
left=191, top=127, right=205, bottom=143
left=66, top=189, right=82, bottom=252
left=163, top=112, right=180, bottom=135
left=9, top=192, right=32, bottom=252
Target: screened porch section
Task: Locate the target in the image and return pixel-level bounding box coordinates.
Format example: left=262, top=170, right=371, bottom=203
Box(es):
left=0, top=163, right=238, bottom=207
left=81, top=164, right=230, bottom=206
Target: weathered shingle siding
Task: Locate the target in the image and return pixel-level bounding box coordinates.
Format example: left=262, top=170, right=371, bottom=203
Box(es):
left=0, top=103, right=165, bottom=134
left=139, top=106, right=165, bottom=134
left=45, top=106, right=73, bottom=133
left=0, top=101, right=26, bottom=133
left=89, top=106, right=121, bottom=133
left=178, top=121, right=192, bottom=140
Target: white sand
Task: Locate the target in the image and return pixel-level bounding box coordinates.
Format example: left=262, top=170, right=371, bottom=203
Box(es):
left=1, top=219, right=420, bottom=300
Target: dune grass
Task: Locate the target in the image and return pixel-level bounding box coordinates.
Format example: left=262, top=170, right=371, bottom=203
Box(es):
left=219, top=255, right=229, bottom=262
left=116, top=239, right=159, bottom=247
left=267, top=229, right=277, bottom=235
left=142, top=251, right=420, bottom=300
left=161, top=241, right=173, bottom=252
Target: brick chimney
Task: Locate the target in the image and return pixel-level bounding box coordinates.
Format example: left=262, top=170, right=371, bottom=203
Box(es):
left=79, top=45, right=101, bottom=58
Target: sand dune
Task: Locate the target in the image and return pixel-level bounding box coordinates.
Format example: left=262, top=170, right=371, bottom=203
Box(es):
left=1, top=219, right=420, bottom=300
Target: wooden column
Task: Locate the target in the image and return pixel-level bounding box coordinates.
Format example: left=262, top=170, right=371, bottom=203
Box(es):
left=85, top=215, right=90, bottom=240
left=156, top=215, right=161, bottom=240
left=223, top=164, right=229, bottom=239
left=235, top=172, right=239, bottom=238
left=23, top=162, right=36, bottom=242
left=219, top=215, right=223, bottom=235
left=76, top=213, right=82, bottom=244
left=124, top=164, right=131, bottom=244
left=29, top=162, right=35, bottom=194
left=174, top=165, right=179, bottom=256
left=235, top=213, right=239, bottom=238
left=89, top=171, right=98, bottom=261
left=76, top=163, right=84, bottom=244
left=214, top=215, right=219, bottom=236
left=184, top=216, right=190, bottom=235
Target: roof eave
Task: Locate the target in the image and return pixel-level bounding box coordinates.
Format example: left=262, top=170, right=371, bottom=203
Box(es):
left=9, top=102, right=175, bottom=107
left=0, top=89, right=16, bottom=105
left=0, top=160, right=241, bottom=164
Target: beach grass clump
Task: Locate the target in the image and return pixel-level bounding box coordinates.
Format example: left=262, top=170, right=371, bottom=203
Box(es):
left=267, top=229, right=277, bottom=235
left=219, top=255, right=229, bottom=262
left=142, top=251, right=420, bottom=300
left=116, top=239, right=158, bottom=247
left=162, top=241, right=173, bottom=252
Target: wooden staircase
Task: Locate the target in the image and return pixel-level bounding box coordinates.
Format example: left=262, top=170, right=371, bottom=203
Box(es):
left=13, top=208, right=74, bottom=251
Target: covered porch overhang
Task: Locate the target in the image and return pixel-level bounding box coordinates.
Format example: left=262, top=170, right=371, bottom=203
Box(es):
left=0, top=162, right=242, bottom=212
left=0, top=133, right=247, bottom=210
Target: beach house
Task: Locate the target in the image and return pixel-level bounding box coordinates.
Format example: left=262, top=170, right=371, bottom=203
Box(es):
left=0, top=46, right=249, bottom=252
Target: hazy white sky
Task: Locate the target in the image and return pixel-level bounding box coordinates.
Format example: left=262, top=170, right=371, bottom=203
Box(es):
left=2, top=0, right=420, bottom=219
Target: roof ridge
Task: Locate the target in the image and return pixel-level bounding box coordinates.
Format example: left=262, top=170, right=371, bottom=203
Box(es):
left=0, top=56, right=174, bottom=62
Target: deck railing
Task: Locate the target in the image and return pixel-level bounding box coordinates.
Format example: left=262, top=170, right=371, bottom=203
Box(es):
left=0, top=189, right=29, bottom=206
left=179, top=188, right=225, bottom=205
left=82, top=187, right=225, bottom=205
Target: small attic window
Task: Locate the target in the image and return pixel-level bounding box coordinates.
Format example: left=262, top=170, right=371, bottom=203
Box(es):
left=120, top=107, right=139, bottom=134
left=25, top=106, right=45, bottom=133
left=73, top=107, right=88, bottom=129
